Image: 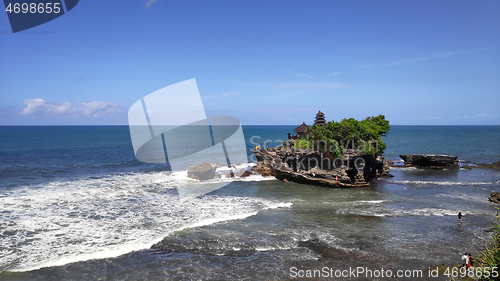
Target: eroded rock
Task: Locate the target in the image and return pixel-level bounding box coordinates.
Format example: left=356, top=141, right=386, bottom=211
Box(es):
left=253, top=145, right=371, bottom=187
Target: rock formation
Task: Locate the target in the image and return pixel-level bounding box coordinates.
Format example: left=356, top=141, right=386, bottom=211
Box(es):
left=399, top=154, right=458, bottom=169
left=476, top=161, right=500, bottom=170
left=253, top=139, right=391, bottom=187
left=239, top=170, right=253, bottom=178
left=187, top=162, right=217, bottom=180
left=489, top=192, right=500, bottom=204
left=376, top=156, right=393, bottom=177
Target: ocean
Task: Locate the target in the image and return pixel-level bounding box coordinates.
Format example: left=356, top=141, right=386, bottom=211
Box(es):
left=0, top=125, right=499, bottom=280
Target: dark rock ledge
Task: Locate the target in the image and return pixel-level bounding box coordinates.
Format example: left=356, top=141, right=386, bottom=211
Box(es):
left=399, top=154, right=458, bottom=169
left=489, top=192, right=500, bottom=204
left=463, top=161, right=500, bottom=171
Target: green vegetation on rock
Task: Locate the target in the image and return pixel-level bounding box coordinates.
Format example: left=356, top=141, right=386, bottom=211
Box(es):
left=477, top=209, right=500, bottom=280
left=303, top=115, right=390, bottom=159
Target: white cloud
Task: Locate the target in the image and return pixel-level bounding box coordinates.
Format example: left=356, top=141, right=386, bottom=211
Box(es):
left=286, top=69, right=341, bottom=79
left=475, top=113, right=489, bottom=117
left=204, top=92, right=239, bottom=98
left=20, top=98, right=125, bottom=118
left=294, top=72, right=317, bottom=79
left=389, top=51, right=470, bottom=66
left=145, top=0, right=158, bottom=10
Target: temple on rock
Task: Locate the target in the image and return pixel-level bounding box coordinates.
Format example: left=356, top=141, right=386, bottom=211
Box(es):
left=314, top=111, right=326, bottom=125
left=288, top=111, right=327, bottom=139
left=255, top=113, right=392, bottom=188
left=292, top=122, right=309, bottom=138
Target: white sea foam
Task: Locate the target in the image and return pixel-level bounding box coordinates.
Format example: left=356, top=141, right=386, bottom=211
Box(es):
left=255, top=246, right=292, bottom=252
left=389, top=166, right=416, bottom=170
left=170, top=163, right=275, bottom=184
left=351, top=200, right=386, bottom=204
left=341, top=207, right=484, bottom=218
left=434, top=193, right=488, bottom=202
left=388, top=180, right=493, bottom=186
left=0, top=169, right=290, bottom=273
left=216, top=163, right=256, bottom=172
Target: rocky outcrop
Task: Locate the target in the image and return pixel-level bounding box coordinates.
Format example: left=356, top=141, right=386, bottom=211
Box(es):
left=460, top=161, right=500, bottom=171
left=187, top=162, right=217, bottom=180
left=399, top=154, right=458, bottom=169
left=253, top=142, right=378, bottom=187
left=376, top=156, right=393, bottom=177
left=476, top=161, right=500, bottom=171
left=239, top=170, right=253, bottom=178
left=251, top=150, right=276, bottom=177
left=489, top=192, right=500, bottom=204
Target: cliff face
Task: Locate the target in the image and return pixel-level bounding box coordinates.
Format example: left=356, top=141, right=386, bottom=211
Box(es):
left=253, top=140, right=391, bottom=187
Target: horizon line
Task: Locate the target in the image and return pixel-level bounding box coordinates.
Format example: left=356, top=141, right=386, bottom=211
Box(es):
left=1, top=124, right=500, bottom=127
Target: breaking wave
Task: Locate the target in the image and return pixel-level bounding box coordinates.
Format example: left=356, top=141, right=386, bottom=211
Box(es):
left=0, top=165, right=287, bottom=273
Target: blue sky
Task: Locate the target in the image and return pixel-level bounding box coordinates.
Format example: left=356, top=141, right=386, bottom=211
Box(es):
left=0, top=0, right=499, bottom=125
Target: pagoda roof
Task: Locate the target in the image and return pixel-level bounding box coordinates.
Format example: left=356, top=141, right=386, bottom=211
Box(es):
left=294, top=122, right=309, bottom=133
left=314, top=110, right=326, bottom=125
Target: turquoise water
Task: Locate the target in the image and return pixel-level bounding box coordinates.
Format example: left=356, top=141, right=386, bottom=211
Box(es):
left=0, top=125, right=499, bottom=280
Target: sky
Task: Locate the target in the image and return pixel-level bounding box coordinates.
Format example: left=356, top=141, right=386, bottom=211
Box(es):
left=0, top=0, right=499, bottom=125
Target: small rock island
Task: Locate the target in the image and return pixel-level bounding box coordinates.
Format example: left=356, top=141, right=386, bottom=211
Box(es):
left=253, top=112, right=392, bottom=187
left=399, top=154, right=458, bottom=169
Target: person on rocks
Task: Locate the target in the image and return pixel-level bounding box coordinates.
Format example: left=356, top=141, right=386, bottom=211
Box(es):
left=468, top=253, right=474, bottom=268
left=461, top=253, right=468, bottom=268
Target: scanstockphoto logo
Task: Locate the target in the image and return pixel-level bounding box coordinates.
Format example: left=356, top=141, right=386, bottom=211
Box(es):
left=3, top=0, right=79, bottom=33
left=128, top=79, right=248, bottom=198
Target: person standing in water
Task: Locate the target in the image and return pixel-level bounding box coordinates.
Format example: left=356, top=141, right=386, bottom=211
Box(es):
left=458, top=211, right=462, bottom=223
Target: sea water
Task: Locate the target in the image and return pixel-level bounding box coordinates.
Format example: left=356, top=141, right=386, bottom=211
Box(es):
left=0, top=125, right=499, bottom=280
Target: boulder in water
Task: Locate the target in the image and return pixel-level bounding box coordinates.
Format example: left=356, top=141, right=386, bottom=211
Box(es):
left=239, top=170, right=253, bottom=178
left=187, top=162, right=217, bottom=180
left=489, top=192, right=500, bottom=204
